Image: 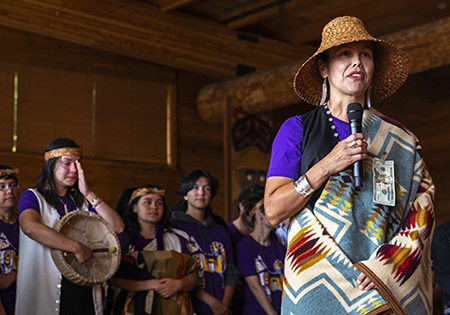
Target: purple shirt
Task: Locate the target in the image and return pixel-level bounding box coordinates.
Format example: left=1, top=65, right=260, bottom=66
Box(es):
left=236, top=235, right=286, bottom=315
left=268, top=114, right=350, bottom=179
left=171, top=218, right=235, bottom=315
left=18, top=189, right=95, bottom=218
left=227, top=222, right=246, bottom=245
left=0, top=220, right=19, bottom=315
left=118, top=230, right=153, bottom=254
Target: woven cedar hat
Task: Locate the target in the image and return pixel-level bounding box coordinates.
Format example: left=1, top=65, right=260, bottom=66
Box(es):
left=294, top=16, right=410, bottom=106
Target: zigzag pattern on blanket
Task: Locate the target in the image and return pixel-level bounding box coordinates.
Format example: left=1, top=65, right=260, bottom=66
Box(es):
left=375, top=168, right=435, bottom=287
left=284, top=207, right=388, bottom=314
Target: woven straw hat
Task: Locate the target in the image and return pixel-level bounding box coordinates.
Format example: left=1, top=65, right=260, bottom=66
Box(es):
left=294, top=16, right=410, bottom=106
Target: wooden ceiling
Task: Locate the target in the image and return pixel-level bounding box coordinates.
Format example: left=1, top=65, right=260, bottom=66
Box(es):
left=2, top=0, right=450, bottom=80
left=1, top=0, right=450, bottom=121
left=163, top=0, right=450, bottom=48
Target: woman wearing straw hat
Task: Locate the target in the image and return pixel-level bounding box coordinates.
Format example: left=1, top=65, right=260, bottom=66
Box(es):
left=265, top=16, right=435, bottom=314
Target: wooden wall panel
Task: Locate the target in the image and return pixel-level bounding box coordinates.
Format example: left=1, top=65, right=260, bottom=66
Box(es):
left=0, top=65, right=15, bottom=153
left=17, top=66, right=93, bottom=154
left=0, top=25, right=225, bottom=213
left=94, top=75, right=168, bottom=163
left=0, top=25, right=176, bottom=82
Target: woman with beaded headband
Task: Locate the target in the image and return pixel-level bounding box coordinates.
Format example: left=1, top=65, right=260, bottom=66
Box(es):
left=264, top=16, right=435, bottom=314
left=15, top=138, right=124, bottom=315
left=106, top=184, right=198, bottom=315
left=119, top=184, right=187, bottom=253
left=235, top=198, right=285, bottom=315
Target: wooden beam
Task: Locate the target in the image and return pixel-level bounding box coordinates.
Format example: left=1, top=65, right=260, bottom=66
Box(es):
left=227, top=6, right=282, bottom=30
left=198, top=16, right=450, bottom=122
left=383, top=17, right=450, bottom=74
left=0, top=0, right=310, bottom=79
left=152, top=0, right=200, bottom=12
left=226, top=0, right=301, bottom=30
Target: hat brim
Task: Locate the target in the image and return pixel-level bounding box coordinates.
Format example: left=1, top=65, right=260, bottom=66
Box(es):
left=294, top=39, right=410, bottom=106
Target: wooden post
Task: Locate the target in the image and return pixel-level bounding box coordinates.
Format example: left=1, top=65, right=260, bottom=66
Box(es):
left=223, top=97, right=233, bottom=222
left=166, top=84, right=178, bottom=168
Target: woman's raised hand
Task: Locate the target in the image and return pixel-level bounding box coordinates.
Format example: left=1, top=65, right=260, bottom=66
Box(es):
left=75, top=160, right=91, bottom=197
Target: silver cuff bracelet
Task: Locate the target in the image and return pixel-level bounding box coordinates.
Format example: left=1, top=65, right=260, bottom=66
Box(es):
left=294, top=175, right=315, bottom=198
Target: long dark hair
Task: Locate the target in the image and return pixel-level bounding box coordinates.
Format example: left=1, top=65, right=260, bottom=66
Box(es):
left=122, top=184, right=171, bottom=234
left=35, top=138, right=85, bottom=209
left=114, top=186, right=138, bottom=219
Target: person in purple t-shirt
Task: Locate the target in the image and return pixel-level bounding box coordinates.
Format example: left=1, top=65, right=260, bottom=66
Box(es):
left=228, top=184, right=264, bottom=245
left=171, top=170, right=239, bottom=315
left=0, top=165, right=19, bottom=315
left=228, top=184, right=264, bottom=315
left=236, top=200, right=285, bottom=315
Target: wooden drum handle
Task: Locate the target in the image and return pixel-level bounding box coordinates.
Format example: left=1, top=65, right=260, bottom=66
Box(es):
left=63, top=246, right=117, bottom=257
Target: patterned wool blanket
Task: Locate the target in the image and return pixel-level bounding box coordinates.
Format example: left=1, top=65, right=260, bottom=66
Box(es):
left=283, top=109, right=435, bottom=315
left=119, top=250, right=196, bottom=315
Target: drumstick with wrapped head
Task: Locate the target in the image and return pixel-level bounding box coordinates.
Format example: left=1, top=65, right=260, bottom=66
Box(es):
left=91, top=246, right=117, bottom=253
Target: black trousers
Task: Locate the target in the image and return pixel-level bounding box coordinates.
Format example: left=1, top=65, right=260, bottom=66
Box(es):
left=60, top=276, right=95, bottom=315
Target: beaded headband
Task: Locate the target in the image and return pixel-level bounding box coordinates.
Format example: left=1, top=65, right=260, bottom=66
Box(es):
left=248, top=199, right=263, bottom=218
left=0, top=168, right=19, bottom=177
left=44, top=148, right=83, bottom=161
left=131, top=187, right=165, bottom=202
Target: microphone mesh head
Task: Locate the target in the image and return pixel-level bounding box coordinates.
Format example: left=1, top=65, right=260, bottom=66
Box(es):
left=347, top=103, right=363, bottom=121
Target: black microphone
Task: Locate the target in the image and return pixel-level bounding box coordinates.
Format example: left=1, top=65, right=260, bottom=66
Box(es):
left=347, top=103, right=363, bottom=189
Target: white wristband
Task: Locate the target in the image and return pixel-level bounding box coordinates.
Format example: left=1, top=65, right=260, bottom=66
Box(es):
left=294, top=175, right=315, bottom=198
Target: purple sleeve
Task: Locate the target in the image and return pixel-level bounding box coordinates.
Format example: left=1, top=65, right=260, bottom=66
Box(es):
left=87, top=203, right=97, bottom=214
left=236, top=236, right=257, bottom=277
left=177, top=233, right=189, bottom=254
left=267, top=116, right=303, bottom=179
left=118, top=231, right=131, bottom=254
left=17, top=189, right=41, bottom=216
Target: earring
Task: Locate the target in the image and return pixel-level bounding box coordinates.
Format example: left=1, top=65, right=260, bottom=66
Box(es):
left=366, top=85, right=372, bottom=108
left=320, top=77, right=328, bottom=106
